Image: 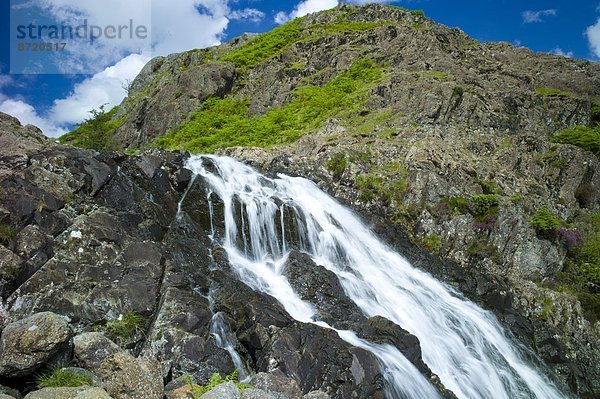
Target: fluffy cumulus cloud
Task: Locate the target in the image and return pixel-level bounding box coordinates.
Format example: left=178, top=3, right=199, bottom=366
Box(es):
left=0, top=99, right=67, bottom=137
left=521, top=9, right=556, bottom=23
left=275, top=0, right=338, bottom=24
left=2, top=0, right=265, bottom=136
left=587, top=18, right=600, bottom=58
left=549, top=47, right=574, bottom=58
left=49, top=53, right=150, bottom=125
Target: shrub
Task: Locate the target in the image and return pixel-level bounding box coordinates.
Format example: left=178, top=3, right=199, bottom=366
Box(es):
left=471, top=194, right=499, bottom=217
left=577, top=215, right=600, bottom=293
left=551, top=125, right=600, bottom=157
left=325, top=153, right=347, bottom=180
left=474, top=178, right=503, bottom=195
left=59, top=105, right=123, bottom=151
left=355, top=162, right=407, bottom=204
left=554, top=214, right=599, bottom=322
left=530, top=207, right=561, bottom=233
left=38, top=368, right=93, bottom=388
left=393, top=7, right=425, bottom=17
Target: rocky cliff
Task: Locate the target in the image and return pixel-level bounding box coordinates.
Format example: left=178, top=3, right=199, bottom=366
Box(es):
left=4, top=3, right=600, bottom=398
left=1, top=113, right=415, bottom=398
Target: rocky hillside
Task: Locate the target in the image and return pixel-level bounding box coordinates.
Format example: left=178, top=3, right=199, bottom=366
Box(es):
left=5, top=3, right=600, bottom=398
left=2, top=113, right=426, bottom=398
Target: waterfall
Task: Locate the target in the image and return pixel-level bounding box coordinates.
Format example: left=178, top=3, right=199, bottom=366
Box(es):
left=209, top=310, right=250, bottom=380
left=185, top=154, right=568, bottom=399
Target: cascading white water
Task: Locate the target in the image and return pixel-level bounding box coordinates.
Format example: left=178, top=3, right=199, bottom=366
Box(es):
left=210, top=311, right=250, bottom=380
left=185, top=154, right=568, bottom=399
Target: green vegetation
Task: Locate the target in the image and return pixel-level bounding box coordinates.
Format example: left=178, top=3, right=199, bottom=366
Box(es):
left=37, top=368, right=93, bottom=388
left=451, top=86, right=464, bottom=98
left=551, top=125, right=600, bottom=157
left=325, top=152, right=348, bottom=179
left=474, top=178, right=503, bottom=195
left=222, top=20, right=304, bottom=67
left=442, top=196, right=470, bottom=215
left=467, top=238, right=500, bottom=262
left=554, top=214, right=600, bottom=322
left=355, top=162, right=407, bottom=204
left=591, top=99, right=600, bottom=125
left=390, top=6, right=426, bottom=16
left=421, top=234, right=441, bottom=252
left=577, top=215, right=600, bottom=293
left=539, top=297, right=555, bottom=319
left=411, top=22, right=428, bottom=30
left=471, top=194, right=500, bottom=217
left=420, top=71, right=448, bottom=81
left=105, top=311, right=148, bottom=345
left=0, top=223, right=16, bottom=245
left=185, top=371, right=250, bottom=398
left=536, top=87, right=572, bottom=98
left=509, top=194, right=524, bottom=203
left=344, top=108, right=399, bottom=138
left=530, top=206, right=561, bottom=233
left=156, top=59, right=385, bottom=153
left=60, top=105, right=123, bottom=151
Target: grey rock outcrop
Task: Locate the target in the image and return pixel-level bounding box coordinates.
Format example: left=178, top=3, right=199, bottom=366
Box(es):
left=24, top=387, right=112, bottom=399
left=0, top=312, right=72, bottom=377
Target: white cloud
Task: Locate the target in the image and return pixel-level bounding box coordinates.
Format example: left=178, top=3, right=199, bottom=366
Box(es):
left=549, top=47, right=574, bottom=58
left=274, top=0, right=338, bottom=24
left=229, top=8, right=265, bottom=23
left=49, top=53, right=150, bottom=125
left=586, top=18, right=600, bottom=58
left=274, top=11, right=291, bottom=25
left=0, top=53, right=148, bottom=136
left=0, top=75, right=13, bottom=90
left=0, top=99, right=67, bottom=137
left=521, top=9, right=556, bottom=23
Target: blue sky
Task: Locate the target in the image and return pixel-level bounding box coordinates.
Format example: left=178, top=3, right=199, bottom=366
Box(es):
left=1, top=0, right=599, bottom=137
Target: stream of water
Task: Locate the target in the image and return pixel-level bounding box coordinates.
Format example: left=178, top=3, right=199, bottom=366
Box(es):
left=185, top=154, right=567, bottom=399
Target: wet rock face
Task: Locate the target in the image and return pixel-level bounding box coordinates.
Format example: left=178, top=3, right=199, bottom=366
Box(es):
left=210, top=268, right=389, bottom=399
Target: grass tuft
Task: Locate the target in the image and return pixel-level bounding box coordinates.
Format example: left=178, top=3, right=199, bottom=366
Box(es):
left=38, top=368, right=93, bottom=388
